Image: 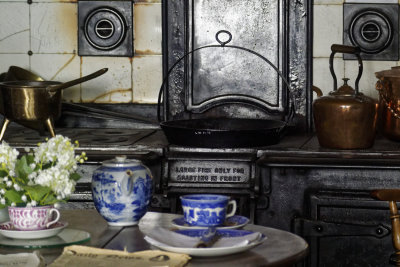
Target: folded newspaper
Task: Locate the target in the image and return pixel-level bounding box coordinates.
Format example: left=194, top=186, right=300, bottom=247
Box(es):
left=0, top=251, right=45, bottom=267
left=49, top=245, right=191, bottom=267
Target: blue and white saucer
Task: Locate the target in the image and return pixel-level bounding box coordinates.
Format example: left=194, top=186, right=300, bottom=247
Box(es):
left=145, top=228, right=266, bottom=257
left=171, top=215, right=249, bottom=230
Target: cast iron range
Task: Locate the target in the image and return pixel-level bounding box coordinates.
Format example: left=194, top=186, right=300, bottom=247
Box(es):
left=159, top=0, right=311, bottom=220
left=158, top=32, right=294, bottom=220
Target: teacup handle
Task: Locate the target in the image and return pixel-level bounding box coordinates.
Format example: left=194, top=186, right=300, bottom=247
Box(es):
left=46, top=208, right=60, bottom=228
left=225, top=200, right=237, bottom=218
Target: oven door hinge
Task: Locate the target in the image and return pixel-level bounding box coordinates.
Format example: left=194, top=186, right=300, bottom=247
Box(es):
left=293, top=218, right=390, bottom=238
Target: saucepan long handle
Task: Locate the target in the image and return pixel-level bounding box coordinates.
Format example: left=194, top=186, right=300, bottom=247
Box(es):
left=46, top=68, right=108, bottom=93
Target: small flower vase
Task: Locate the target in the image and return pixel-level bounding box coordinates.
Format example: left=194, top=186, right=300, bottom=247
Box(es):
left=92, top=156, right=153, bottom=226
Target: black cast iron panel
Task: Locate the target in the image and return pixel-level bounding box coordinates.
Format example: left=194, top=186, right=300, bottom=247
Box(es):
left=161, top=0, right=312, bottom=129
left=257, top=155, right=400, bottom=267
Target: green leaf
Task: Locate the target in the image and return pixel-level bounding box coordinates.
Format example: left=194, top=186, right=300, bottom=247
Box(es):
left=0, top=204, right=6, bottom=209
left=23, top=185, right=52, bottom=202
left=15, top=156, right=33, bottom=182
left=41, top=193, right=58, bottom=206
left=4, top=190, right=23, bottom=204
left=70, top=172, right=81, bottom=181
left=0, top=170, right=8, bottom=177
left=25, top=154, right=35, bottom=165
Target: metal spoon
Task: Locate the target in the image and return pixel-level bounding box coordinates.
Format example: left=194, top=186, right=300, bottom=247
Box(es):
left=195, top=227, right=219, bottom=248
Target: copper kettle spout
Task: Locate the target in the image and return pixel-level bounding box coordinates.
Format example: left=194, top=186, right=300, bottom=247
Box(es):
left=312, top=86, right=323, bottom=97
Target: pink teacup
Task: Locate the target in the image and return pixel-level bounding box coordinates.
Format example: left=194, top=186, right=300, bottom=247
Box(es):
left=8, top=205, right=60, bottom=231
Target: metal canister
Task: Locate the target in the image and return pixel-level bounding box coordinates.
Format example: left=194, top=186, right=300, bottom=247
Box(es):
left=375, top=66, right=400, bottom=141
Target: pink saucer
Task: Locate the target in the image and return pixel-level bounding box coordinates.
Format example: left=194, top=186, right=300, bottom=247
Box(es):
left=0, top=221, right=68, bottom=239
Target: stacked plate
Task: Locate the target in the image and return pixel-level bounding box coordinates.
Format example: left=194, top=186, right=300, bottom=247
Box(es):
left=145, top=216, right=266, bottom=257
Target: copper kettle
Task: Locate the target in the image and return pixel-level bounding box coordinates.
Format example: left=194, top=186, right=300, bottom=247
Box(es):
left=313, top=44, right=378, bottom=149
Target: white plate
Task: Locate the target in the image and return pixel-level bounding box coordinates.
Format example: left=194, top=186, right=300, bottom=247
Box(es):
left=144, top=229, right=266, bottom=257
left=0, top=221, right=68, bottom=239
left=171, top=215, right=249, bottom=230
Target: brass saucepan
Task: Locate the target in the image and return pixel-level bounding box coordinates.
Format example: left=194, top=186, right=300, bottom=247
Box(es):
left=0, top=68, right=108, bottom=141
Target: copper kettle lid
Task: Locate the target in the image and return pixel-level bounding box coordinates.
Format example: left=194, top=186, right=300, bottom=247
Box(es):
left=329, top=78, right=358, bottom=96
left=375, top=66, right=400, bottom=78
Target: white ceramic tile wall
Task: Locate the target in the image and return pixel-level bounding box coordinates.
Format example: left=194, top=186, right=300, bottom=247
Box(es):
left=132, top=55, right=162, bottom=103
left=0, top=0, right=398, bottom=105
left=0, top=3, right=29, bottom=53
left=81, top=57, right=133, bottom=103
left=0, top=0, right=162, bottom=104
left=134, top=3, right=162, bottom=55
left=31, top=54, right=81, bottom=102
left=31, top=3, right=77, bottom=54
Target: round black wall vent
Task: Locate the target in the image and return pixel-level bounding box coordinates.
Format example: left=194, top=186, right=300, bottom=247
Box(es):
left=78, top=1, right=133, bottom=57
left=343, top=3, right=399, bottom=61
left=84, top=8, right=126, bottom=50
left=349, top=10, right=392, bottom=54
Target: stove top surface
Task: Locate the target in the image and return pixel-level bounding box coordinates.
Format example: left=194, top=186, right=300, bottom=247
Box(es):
left=2, top=124, right=158, bottom=149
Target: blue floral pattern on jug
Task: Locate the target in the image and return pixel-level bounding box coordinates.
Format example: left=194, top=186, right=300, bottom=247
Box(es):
left=92, top=156, right=153, bottom=226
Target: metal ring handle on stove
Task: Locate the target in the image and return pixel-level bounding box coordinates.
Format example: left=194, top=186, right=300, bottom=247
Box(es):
left=157, top=30, right=296, bottom=126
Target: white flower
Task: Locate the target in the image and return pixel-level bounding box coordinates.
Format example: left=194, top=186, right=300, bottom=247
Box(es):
left=13, top=184, right=20, bottom=191
left=0, top=135, right=84, bottom=207
left=28, top=172, right=37, bottom=180
left=34, top=135, right=78, bottom=171
left=0, top=141, right=19, bottom=173
left=34, top=166, right=76, bottom=199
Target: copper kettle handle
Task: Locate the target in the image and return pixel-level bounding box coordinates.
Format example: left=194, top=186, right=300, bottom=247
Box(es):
left=329, top=44, right=363, bottom=94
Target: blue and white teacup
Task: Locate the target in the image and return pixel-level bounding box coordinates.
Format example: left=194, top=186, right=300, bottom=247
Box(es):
left=180, top=194, right=237, bottom=227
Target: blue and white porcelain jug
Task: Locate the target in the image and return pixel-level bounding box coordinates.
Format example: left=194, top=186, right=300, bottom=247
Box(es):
left=92, top=156, right=153, bottom=226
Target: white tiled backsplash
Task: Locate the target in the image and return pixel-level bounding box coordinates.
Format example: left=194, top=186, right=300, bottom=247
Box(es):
left=0, top=0, right=398, bottom=104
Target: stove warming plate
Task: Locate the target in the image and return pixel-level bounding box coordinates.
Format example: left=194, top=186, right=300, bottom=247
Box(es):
left=2, top=125, right=156, bottom=149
